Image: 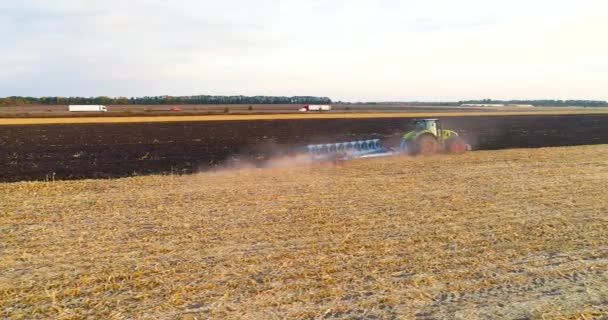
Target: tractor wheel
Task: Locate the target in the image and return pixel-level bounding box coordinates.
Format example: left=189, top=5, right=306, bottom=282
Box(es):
left=414, top=134, right=438, bottom=156
left=446, top=137, right=467, bottom=154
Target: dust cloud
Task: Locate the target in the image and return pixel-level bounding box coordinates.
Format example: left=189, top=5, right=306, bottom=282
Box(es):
left=211, top=153, right=314, bottom=173
left=202, top=140, right=316, bottom=174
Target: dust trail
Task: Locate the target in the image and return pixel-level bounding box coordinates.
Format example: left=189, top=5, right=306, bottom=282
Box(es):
left=262, top=153, right=314, bottom=169
left=198, top=153, right=315, bottom=176
left=202, top=138, right=316, bottom=174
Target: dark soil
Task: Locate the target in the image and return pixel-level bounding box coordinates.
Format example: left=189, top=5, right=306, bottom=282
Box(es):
left=0, top=104, right=492, bottom=117
left=1, top=115, right=606, bottom=182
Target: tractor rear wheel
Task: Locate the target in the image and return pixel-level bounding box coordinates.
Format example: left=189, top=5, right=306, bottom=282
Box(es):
left=414, top=134, right=438, bottom=156
left=446, top=137, right=467, bottom=154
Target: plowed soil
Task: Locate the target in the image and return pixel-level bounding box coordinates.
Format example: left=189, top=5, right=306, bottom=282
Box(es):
left=1, top=146, right=607, bottom=319
left=1, top=115, right=607, bottom=182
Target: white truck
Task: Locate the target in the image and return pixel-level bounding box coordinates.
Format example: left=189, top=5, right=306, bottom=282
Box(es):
left=68, top=105, right=108, bottom=112
left=298, top=105, right=332, bottom=112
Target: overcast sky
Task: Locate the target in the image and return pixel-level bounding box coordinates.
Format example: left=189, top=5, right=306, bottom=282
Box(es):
left=1, top=0, right=607, bottom=101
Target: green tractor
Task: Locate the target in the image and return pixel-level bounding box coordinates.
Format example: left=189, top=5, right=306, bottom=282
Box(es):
left=305, top=118, right=471, bottom=162
left=400, top=119, right=471, bottom=156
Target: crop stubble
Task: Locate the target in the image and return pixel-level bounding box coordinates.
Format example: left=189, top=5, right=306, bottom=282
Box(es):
left=1, top=145, right=607, bottom=319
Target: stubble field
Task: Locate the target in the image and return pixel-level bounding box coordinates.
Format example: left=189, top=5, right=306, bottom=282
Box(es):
left=1, top=145, right=607, bottom=319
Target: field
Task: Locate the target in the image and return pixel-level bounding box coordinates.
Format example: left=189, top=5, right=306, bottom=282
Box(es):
left=0, top=105, right=486, bottom=118
left=1, top=114, right=608, bottom=182
left=1, top=145, right=607, bottom=319
left=2, top=104, right=608, bottom=119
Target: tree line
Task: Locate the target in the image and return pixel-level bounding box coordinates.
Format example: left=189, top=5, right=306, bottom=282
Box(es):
left=459, top=99, right=608, bottom=107
left=2, top=96, right=606, bottom=107
left=0, top=95, right=332, bottom=106
left=337, top=99, right=608, bottom=107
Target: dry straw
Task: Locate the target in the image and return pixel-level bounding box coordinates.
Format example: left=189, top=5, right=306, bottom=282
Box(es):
left=1, top=145, right=607, bottom=319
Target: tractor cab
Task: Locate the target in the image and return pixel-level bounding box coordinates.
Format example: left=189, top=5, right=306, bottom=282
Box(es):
left=413, top=119, right=439, bottom=136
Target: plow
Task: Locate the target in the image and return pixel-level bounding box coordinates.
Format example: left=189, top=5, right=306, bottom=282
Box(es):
left=306, top=119, right=471, bottom=162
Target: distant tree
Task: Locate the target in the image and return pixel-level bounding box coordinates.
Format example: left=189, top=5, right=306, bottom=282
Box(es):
left=116, top=97, right=130, bottom=105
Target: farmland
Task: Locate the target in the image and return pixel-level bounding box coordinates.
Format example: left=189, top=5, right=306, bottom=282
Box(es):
left=1, top=104, right=608, bottom=119
left=1, top=145, right=607, bottom=319
left=2, top=104, right=488, bottom=117
left=1, top=114, right=608, bottom=182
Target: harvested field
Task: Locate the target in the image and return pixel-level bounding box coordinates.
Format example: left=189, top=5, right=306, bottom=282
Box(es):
left=1, top=114, right=608, bottom=182
left=2, top=110, right=608, bottom=125
left=1, top=145, right=607, bottom=319
left=2, top=104, right=607, bottom=119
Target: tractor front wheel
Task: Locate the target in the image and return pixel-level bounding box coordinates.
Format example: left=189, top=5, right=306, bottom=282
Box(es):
left=446, top=137, right=467, bottom=154
left=414, top=134, right=438, bottom=156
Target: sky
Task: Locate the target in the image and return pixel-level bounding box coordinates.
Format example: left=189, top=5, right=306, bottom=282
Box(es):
left=1, top=0, right=607, bottom=101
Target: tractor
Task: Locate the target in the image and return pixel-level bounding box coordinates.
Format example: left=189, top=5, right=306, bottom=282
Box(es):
left=401, top=119, right=470, bottom=156
left=305, top=118, right=470, bottom=161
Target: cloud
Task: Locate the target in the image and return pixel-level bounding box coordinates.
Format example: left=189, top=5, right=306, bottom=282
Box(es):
left=0, top=0, right=607, bottom=100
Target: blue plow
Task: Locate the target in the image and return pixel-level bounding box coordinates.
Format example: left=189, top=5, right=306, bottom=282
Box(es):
left=306, top=139, right=405, bottom=162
